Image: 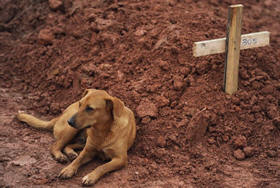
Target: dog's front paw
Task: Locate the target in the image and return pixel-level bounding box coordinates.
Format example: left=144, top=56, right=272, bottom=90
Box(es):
left=54, top=153, right=68, bottom=163
left=58, top=166, right=77, bottom=179
left=82, top=173, right=99, bottom=186
left=66, top=151, right=78, bottom=161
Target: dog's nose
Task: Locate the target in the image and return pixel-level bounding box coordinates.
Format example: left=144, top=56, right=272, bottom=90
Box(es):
left=68, top=114, right=77, bottom=128
left=67, top=119, right=75, bottom=127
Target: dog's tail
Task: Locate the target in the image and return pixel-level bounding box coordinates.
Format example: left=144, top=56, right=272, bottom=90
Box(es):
left=16, top=113, right=57, bottom=131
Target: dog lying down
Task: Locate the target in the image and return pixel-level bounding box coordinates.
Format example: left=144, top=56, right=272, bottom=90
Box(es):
left=17, top=89, right=136, bottom=186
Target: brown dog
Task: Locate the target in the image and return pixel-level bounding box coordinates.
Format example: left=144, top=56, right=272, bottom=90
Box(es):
left=17, top=89, right=136, bottom=186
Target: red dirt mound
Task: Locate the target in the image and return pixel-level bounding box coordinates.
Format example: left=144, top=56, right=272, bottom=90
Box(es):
left=0, top=0, right=279, bottom=187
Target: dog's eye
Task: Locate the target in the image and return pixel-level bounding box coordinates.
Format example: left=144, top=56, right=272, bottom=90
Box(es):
left=85, top=106, right=94, bottom=112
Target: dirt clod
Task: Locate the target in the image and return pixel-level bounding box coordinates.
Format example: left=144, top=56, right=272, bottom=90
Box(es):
left=155, top=95, right=170, bottom=107
left=173, top=79, right=185, bottom=90
left=262, top=85, right=274, bottom=94
left=243, top=147, right=255, bottom=157
left=38, top=28, right=54, bottom=45
left=233, top=149, right=246, bottom=160
left=186, top=110, right=209, bottom=144
left=141, top=116, right=151, bottom=124
left=136, top=99, right=158, bottom=118
left=48, top=0, right=64, bottom=11
left=195, top=61, right=210, bottom=75
left=157, top=136, right=166, bottom=148
left=266, top=150, right=277, bottom=158
left=159, top=60, right=169, bottom=71
left=273, top=117, right=280, bottom=130
left=233, top=135, right=247, bottom=149
left=208, top=137, right=216, bottom=145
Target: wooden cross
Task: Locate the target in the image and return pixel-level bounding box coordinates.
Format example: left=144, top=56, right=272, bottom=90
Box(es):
left=193, top=4, right=270, bottom=94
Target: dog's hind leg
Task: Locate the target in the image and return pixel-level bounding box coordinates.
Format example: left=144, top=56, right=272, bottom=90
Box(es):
left=51, top=123, right=78, bottom=163
left=51, top=140, right=70, bottom=163
left=63, top=143, right=85, bottom=161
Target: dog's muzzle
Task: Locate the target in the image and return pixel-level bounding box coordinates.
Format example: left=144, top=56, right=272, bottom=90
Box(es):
left=68, top=114, right=77, bottom=128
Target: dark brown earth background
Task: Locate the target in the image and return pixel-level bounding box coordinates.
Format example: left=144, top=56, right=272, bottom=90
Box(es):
left=0, top=0, right=280, bottom=187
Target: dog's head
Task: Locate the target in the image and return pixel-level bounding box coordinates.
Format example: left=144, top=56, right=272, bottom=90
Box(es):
left=68, top=89, right=124, bottom=130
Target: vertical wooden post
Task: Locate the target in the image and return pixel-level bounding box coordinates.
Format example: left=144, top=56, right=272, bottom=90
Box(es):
left=224, top=4, right=243, bottom=94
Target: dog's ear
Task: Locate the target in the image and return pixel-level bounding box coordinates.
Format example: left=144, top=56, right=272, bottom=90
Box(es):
left=82, top=89, right=97, bottom=98
left=105, top=97, right=124, bottom=120
left=82, top=89, right=90, bottom=98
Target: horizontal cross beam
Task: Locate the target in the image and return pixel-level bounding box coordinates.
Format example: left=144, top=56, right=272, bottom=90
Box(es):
left=193, top=31, right=270, bottom=57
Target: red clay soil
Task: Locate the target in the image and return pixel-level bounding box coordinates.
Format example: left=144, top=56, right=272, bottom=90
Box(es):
left=1, top=0, right=280, bottom=187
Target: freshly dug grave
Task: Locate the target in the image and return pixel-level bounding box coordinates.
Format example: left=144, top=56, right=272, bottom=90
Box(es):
left=0, top=0, right=279, bottom=187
